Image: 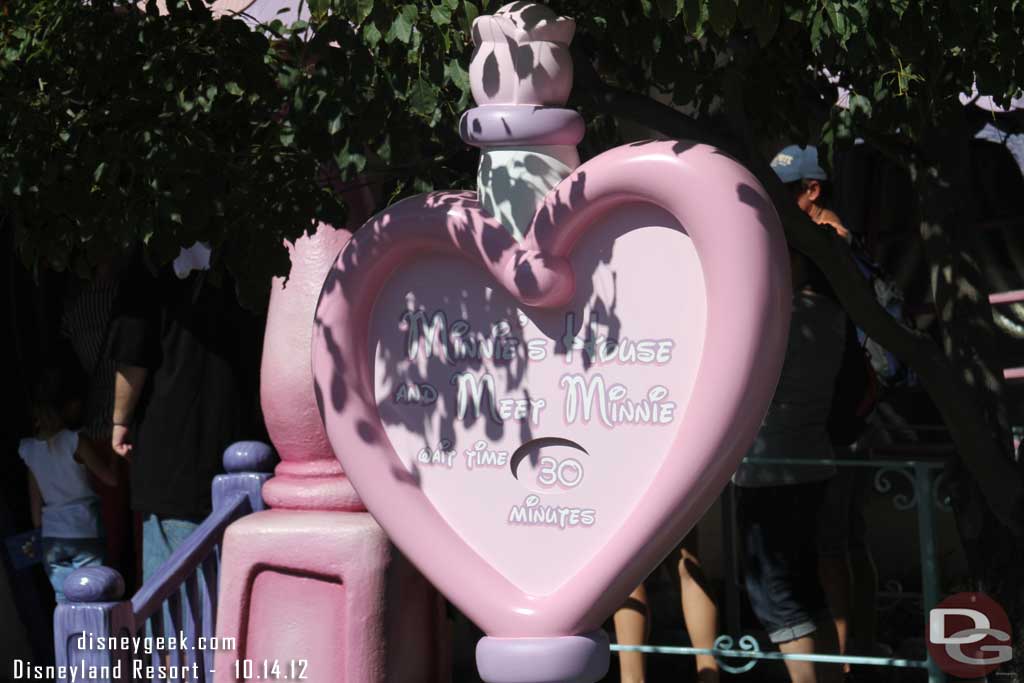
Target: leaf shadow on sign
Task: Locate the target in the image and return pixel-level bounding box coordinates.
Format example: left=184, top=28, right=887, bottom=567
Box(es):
left=471, top=1, right=562, bottom=104
left=478, top=151, right=571, bottom=241
left=368, top=200, right=641, bottom=484
left=373, top=281, right=528, bottom=459
left=735, top=181, right=778, bottom=235
left=315, top=180, right=609, bottom=484
left=318, top=171, right=719, bottom=491
left=390, top=224, right=729, bottom=497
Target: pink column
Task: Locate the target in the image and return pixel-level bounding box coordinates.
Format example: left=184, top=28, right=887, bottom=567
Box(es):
left=215, top=188, right=446, bottom=682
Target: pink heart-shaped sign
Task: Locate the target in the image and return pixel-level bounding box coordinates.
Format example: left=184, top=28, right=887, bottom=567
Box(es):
left=312, top=141, right=790, bottom=639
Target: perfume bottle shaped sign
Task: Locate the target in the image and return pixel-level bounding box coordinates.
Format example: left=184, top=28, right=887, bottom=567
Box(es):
left=311, top=4, right=791, bottom=682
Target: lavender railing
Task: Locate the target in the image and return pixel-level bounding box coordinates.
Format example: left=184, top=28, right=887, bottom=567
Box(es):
left=54, top=441, right=275, bottom=683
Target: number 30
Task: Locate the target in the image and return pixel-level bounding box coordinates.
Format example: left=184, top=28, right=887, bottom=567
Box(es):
left=537, top=457, right=584, bottom=489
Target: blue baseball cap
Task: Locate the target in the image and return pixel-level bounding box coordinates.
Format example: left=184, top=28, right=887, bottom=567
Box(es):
left=770, top=145, right=828, bottom=184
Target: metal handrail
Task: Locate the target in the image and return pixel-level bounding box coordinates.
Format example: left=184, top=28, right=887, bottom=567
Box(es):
left=613, top=644, right=929, bottom=669
left=611, top=456, right=949, bottom=682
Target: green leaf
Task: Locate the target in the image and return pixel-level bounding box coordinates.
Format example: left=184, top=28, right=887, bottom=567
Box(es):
left=825, top=2, right=850, bottom=43
left=847, top=93, right=871, bottom=116
left=462, top=1, right=479, bottom=29
left=354, top=0, right=373, bottom=23
left=388, top=4, right=418, bottom=43
left=334, top=142, right=367, bottom=173
left=225, top=81, right=243, bottom=96
left=809, top=8, right=830, bottom=52
left=849, top=0, right=868, bottom=23
left=708, top=0, right=736, bottom=36
left=430, top=4, right=452, bottom=25
left=682, top=0, right=708, bottom=37
left=328, top=112, right=343, bottom=135
left=785, top=4, right=808, bottom=22
left=408, top=77, right=438, bottom=116
left=445, top=57, right=470, bottom=93
left=363, top=21, right=381, bottom=46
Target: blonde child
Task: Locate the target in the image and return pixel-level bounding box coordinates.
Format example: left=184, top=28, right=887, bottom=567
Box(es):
left=19, top=370, right=115, bottom=603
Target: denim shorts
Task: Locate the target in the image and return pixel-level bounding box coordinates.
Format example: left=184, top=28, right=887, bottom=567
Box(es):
left=43, top=537, right=105, bottom=604
left=736, top=482, right=832, bottom=643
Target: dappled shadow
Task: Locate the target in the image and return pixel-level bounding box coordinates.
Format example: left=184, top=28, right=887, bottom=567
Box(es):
left=736, top=182, right=778, bottom=234
left=531, top=169, right=588, bottom=249
left=311, top=142, right=775, bottom=513
left=468, top=1, right=573, bottom=109
left=478, top=151, right=570, bottom=239
left=314, top=167, right=687, bottom=493
left=502, top=1, right=552, bottom=32
left=372, top=275, right=527, bottom=456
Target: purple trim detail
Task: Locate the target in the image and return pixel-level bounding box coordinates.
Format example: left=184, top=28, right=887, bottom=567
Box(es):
left=53, top=600, right=133, bottom=683
left=459, top=106, right=585, bottom=147
left=199, top=553, right=219, bottom=678
left=63, top=567, right=125, bottom=602
left=476, top=630, right=610, bottom=683
left=213, top=471, right=271, bottom=513
left=223, top=440, right=277, bottom=472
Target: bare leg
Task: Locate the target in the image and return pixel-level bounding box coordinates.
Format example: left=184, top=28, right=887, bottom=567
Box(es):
left=813, top=619, right=842, bottom=683
left=679, top=532, right=719, bottom=683
left=613, top=585, right=648, bottom=683
left=817, top=553, right=851, bottom=671
left=778, top=635, right=818, bottom=683
left=778, top=621, right=841, bottom=683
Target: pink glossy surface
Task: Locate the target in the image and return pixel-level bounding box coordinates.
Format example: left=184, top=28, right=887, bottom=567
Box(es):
left=260, top=223, right=363, bottom=510
left=312, top=140, right=791, bottom=637
left=214, top=511, right=444, bottom=683
left=246, top=570, right=347, bottom=675
left=369, top=204, right=704, bottom=595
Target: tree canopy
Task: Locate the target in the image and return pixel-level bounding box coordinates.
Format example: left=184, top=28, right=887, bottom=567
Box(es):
left=3, top=0, right=1022, bottom=302
left=3, top=1, right=1024, bottom=666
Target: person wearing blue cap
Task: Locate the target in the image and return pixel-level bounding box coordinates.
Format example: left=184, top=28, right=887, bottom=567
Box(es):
left=730, top=143, right=849, bottom=683
left=770, top=145, right=850, bottom=241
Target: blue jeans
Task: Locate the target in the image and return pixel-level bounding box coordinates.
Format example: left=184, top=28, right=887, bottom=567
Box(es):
left=142, top=515, right=200, bottom=582
left=142, top=515, right=200, bottom=636
left=43, top=537, right=105, bottom=604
